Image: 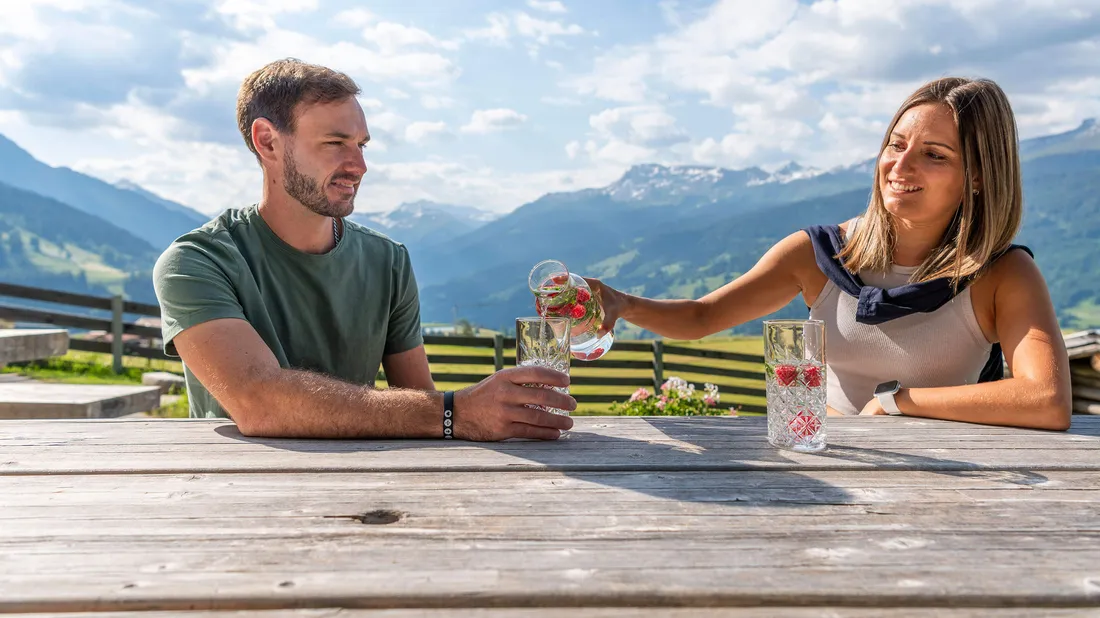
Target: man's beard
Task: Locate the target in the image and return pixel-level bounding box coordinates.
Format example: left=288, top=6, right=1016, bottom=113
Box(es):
left=283, top=149, right=357, bottom=218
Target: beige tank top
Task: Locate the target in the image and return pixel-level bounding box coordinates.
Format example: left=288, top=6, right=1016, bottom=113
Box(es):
left=808, top=218, right=994, bottom=415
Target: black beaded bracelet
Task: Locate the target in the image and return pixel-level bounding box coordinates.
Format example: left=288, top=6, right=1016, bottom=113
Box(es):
left=443, top=390, right=455, bottom=439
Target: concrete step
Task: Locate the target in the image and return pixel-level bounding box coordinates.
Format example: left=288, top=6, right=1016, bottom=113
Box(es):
left=0, top=329, right=69, bottom=365
left=142, top=371, right=186, bottom=394
left=0, top=382, right=162, bottom=419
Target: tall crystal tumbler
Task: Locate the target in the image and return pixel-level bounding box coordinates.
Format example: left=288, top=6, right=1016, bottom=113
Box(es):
left=764, top=319, right=827, bottom=451
left=515, top=317, right=571, bottom=416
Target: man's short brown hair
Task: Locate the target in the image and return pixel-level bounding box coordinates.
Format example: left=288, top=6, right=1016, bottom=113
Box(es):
left=236, top=58, right=361, bottom=159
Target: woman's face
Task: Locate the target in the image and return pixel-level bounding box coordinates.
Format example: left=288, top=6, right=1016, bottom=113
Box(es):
left=878, top=103, right=969, bottom=228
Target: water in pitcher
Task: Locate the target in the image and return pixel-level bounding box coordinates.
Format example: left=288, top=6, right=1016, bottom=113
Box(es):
left=528, top=260, right=614, bottom=361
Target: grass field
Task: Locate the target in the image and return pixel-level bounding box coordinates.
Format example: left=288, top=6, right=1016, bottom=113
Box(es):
left=2, top=336, right=766, bottom=417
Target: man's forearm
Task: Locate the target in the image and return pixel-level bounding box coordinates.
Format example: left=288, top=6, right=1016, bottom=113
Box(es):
left=231, top=367, right=444, bottom=438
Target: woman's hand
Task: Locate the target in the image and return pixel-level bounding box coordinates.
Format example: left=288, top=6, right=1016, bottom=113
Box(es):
left=859, top=398, right=888, bottom=416
left=583, top=277, right=627, bottom=337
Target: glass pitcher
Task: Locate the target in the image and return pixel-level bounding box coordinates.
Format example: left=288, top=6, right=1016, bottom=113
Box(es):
left=528, top=259, right=614, bottom=361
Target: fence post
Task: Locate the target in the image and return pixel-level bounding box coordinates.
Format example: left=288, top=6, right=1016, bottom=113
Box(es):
left=493, top=333, right=505, bottom=371
left=110, top=295, right=124, bottom=374
left=652, top=339, right=664, bottom=392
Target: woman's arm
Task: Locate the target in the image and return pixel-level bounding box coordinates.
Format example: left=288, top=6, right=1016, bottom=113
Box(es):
left=585, top=231, right=819, bottom=341
left=863, top=251, right=1072, bottom=431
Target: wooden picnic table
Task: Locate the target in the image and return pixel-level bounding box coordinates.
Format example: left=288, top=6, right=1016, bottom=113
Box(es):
left=2, top=415, right=1099, bottom=616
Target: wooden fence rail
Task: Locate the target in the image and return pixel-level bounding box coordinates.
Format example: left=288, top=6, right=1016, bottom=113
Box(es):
left=0, top=281, right=768, bottom=413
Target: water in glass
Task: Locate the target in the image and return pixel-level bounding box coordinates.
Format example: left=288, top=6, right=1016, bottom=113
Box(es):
left=764, top=319, right=827, bottom=452
left=516, top=316, right=571, bottom=416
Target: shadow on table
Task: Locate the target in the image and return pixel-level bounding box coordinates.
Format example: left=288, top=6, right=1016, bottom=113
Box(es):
left=212, top=414, right=1097, bottom=508
left=213, top=416, right=858, bottom=509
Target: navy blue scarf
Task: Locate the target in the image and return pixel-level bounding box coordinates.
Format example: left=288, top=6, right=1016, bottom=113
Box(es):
left=804, top=224, right=1032, bottom=382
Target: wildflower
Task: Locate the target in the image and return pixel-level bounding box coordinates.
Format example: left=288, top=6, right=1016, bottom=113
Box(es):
left=628, top=388, right=651, bottom=402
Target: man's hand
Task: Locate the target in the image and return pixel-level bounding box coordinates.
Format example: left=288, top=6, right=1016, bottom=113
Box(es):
left=859, top=397, right=888, bottom=416
left=453, top=365, right=576, bottom=441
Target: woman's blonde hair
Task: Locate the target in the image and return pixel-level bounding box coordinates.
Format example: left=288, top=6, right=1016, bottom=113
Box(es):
left=837, top=77, right=1023, bottom=286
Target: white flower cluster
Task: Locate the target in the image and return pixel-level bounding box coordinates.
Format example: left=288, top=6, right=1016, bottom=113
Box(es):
left=703, top=383, right=720, bottom=404
left=660, top=376, right=694, bottom=398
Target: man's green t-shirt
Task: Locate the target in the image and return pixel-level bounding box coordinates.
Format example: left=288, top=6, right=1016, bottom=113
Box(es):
left=152, top=205, right=424, bottom=418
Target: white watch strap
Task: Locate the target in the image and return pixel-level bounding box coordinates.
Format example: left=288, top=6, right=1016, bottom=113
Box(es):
left=877, top=390, right=901, bottom=414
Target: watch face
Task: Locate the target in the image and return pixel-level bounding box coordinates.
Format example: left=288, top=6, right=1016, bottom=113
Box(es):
left=875, top=380, right=901, bottom=396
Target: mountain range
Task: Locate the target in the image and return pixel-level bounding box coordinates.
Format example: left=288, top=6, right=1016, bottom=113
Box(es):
left=0, top=118, right=1098, bottom=335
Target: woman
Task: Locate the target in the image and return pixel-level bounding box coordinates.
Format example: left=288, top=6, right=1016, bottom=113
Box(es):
left=588, top=77, right=1072, bottom=431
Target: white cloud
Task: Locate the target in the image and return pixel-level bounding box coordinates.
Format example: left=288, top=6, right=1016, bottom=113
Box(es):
left=365, top=110, right=408, bottom=151
left=589, top=105, right=688, bottom=148
left=569, top=51, right=653, bottom=103
left=404, top=121, right=451, bottom=144
left=214, top=0, right=320, bottom=33
left=462, top=10, right=588, bottom=48
left=461, top=108, right=528, bottom=134
left=568, top=0, right=1100, bottom=170
left=48, top=97, right=263, bottom=215
left=463, top=13, right=511, bottom=46
left=420, top=95, right=455, bottom=109
left=570, top=105, right=689, bottom=167
left=385, top=87, right=411, bottom=100
left=181, top=27, right=459, bottom=96
left=541, top=95, right=581, bottom=106
left=331, top=8, right=374, bottom=28
left=526, top=0, right=567, bottom=14
left=362, top=21, right=460, bottom=54
left=513, top=12, right=586, bottom=45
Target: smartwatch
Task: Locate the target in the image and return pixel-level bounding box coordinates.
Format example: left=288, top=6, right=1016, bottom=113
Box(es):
left=874, top=380, right=904, bottom=415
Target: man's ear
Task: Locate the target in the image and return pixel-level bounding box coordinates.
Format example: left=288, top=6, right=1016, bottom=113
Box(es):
left=252, top=118, right=280, bottom=165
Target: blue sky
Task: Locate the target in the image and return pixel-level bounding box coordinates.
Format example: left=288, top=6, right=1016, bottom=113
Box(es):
left=1, top=0, right=1099, bottom=215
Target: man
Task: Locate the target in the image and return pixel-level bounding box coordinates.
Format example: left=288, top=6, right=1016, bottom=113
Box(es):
left=153, top=58, right=574, bottom=440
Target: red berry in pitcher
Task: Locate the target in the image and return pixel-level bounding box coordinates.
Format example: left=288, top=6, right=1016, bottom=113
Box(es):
left=774, top=364, right=798, bottom=386
left=570, top=304, right=586, bottom=319
left=575, top=288, right=591, bottom=304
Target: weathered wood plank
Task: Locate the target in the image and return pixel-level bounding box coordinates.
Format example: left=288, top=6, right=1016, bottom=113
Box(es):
left=8, top=607, right=1091, bottom=611
left=0, top=383, right=162, bottom=419
left=1, top=417, right=1098, bottom=474
left=2, top=470, right=1097, bottom=541
left=0, top=328, right=68, bottom=364
left=3, top=538, right=1099, bottom=612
